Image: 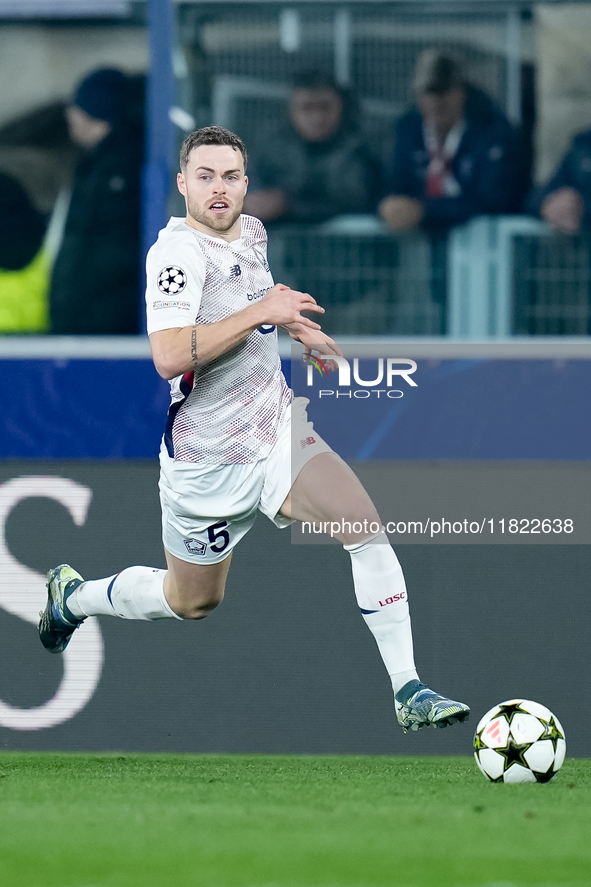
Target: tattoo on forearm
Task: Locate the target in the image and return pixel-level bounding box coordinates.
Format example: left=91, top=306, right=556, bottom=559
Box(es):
left=191, top=326, right=198, bottom=370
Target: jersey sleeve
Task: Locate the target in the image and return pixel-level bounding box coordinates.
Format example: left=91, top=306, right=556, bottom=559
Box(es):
left=145, top=237, right=206, bottom=334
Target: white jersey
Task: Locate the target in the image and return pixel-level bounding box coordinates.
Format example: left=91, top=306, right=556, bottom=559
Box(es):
left=146, top=215, right=290, bottom=464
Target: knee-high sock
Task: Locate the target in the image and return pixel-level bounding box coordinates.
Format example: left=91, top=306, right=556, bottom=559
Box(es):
left=67, top=567, right=182, bottom=621
left=344, top=530, right=418, bottom=695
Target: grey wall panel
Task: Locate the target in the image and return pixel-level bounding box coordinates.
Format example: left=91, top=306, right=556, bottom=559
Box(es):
left=0, top=461, right=588, bottom=757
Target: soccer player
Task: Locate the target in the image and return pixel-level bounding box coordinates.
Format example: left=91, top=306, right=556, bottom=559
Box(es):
left=39, top=126, right=469, bottom=734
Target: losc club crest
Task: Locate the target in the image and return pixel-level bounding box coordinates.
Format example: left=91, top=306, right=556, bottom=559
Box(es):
left=184, top=538, right=207, bottom=556
left=158, top=266, right=187, bottom=295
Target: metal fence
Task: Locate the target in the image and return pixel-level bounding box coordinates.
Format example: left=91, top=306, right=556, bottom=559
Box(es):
left=269, top=226, right=446, bottom=336
left=176, top=3, right=524, bottom=149
left=268, top=219, right=591, bottom=338
left=171, top=5, right=591, bottom=339
left=513, top=234, right=591, bottom=336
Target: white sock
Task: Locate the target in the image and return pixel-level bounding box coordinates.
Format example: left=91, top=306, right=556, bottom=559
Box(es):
left=67, top=567, right=182, bottom=621
left=344, top=529, right=419, bottom=696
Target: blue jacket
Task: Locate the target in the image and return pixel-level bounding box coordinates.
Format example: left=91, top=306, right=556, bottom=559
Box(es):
left=383, top=87, right=524, bottom=229
left=528, top=130, right=591, bottom=227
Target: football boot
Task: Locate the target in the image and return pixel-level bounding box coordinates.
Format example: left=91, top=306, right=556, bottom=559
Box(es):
left=39, top=564, right=85, bottom=654
left=395, top=680, right=470, bottom=733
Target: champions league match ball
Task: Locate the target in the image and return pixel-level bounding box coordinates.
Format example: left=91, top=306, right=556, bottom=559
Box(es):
left=473, top=699, right=566, bottom=783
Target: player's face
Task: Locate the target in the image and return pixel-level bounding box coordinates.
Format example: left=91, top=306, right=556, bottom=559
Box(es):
left=289, top=88, right=343, bottom=142
left=66, top=105, right=111, bottom=149
left=417, top=88, right=466, bottom=138
left=177, top=145, right=248, bottom=237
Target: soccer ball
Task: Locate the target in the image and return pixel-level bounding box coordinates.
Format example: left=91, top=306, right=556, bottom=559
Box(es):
left=474, top=699, right=566, bottom=783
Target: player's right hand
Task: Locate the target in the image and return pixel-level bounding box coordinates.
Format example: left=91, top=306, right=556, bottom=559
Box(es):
left=258, top=283, right=324, bottom=329
left=541, top=187, right=584, bottom=234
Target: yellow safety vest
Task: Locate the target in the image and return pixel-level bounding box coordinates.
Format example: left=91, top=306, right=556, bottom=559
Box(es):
left=0, top=247, right=50, bottom=332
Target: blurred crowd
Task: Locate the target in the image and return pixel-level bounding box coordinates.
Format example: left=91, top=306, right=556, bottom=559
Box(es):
left=0, top=67, right=143, bottom=335
left=3, top=49, right=591, bottom=335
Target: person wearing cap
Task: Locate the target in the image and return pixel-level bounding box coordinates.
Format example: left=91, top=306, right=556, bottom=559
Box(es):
left=379, top=51, right=524, bottom=232
left=243, top=70, right=380, bottom=224
left=50, top=68, right=144, bottom=334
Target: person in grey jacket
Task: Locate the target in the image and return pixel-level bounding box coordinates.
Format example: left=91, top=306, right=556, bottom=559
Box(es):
left=243, top=71, right=380, bottom=224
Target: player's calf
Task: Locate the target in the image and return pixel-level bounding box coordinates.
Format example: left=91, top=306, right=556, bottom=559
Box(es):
left=39, top=566, right=183, bottom=647
left=162, top=549, right=231, bottom=619
left=344, top=530, right=471, bottom=733
left=162, top=581, right=224, bottom=619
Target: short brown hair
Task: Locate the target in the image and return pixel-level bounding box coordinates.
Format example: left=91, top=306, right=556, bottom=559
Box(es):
left=413, top=50, right=464, bottom=95
left=179, top=125, right=247, bottom=171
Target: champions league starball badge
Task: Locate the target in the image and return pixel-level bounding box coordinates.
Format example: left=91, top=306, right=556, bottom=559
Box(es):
left=158, top=266, right=187, bottom=295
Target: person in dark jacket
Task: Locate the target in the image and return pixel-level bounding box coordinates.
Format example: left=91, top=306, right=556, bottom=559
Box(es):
left=243, top=71, right=380, bottom=224
left=380, top=51, right=523, bottom=232
left=0, top=172, right=45, bottom=272
left=0, top=171, right=48, bottom=332
left=528, top=131, right=591, bottom=233
left=50, top=68, right=143, bottom=334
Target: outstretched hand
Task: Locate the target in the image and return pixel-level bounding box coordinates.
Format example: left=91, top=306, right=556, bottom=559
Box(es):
left=283, top=322, right=342, bottom=361
left=258, top=283, right=343, bottom=366
left=259, top=283, right=324, bottom=330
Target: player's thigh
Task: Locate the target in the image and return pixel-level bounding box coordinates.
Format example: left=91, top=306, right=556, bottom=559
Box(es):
left=164, top=548, right=233, bottom=618
left=280, top=451, right=382, bottom=544
left=159, top=451, right=261, bottom=573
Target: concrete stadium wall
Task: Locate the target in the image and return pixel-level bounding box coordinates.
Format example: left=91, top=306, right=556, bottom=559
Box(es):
left=535, top=4, right=591, bottom=182
left=0, top=23, right=147, bottom=126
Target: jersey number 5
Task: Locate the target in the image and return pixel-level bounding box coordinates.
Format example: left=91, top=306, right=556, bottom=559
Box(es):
left=207, top=521, right=230, bottom=553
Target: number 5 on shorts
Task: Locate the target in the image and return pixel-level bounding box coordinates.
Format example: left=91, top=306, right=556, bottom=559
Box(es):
left=208, top=521, right=230, bottom=553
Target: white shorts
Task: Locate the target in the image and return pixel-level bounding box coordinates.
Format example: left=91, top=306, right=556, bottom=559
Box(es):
left=159, top=396, right=333, bottom=564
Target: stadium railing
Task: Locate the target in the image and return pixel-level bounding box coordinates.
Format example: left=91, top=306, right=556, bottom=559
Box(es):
left=448, top=215, right=591, bottom=338
left=447, top=214, right=549, bottom=338
left=265, top=215, right=591, bottom=339
left=512, top=230, right=591, bottom=336
left=187, top=4, right=516, bottom=145
left=267, top=217, right=445, bottom=338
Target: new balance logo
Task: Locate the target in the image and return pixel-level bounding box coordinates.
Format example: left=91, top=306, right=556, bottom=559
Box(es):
left=300, top=436, right=316, bottom=449
left=229, top=265, right=241, bottom=278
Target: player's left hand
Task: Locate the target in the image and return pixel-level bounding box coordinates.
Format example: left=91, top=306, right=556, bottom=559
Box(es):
left=304, top=344, right=341, bottom=372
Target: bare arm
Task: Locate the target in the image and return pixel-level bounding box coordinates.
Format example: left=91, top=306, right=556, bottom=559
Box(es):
left=150, top=283, right=326, bottom=380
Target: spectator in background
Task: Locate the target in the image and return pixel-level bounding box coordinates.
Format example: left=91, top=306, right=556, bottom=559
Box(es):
left=0, top=171, right=47, bottom=331
left=380, top=51, right=523, bottom=232
left=243, top=71, right=380, bottom=224
left=0, top=172, right=45, bottom=272
left=529, top=131, right=591, bottom=233
left=50, top=68, right=143, bottom=334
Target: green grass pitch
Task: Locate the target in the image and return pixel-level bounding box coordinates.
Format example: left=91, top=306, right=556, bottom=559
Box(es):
left=0, top=753, right=589, bottom=887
